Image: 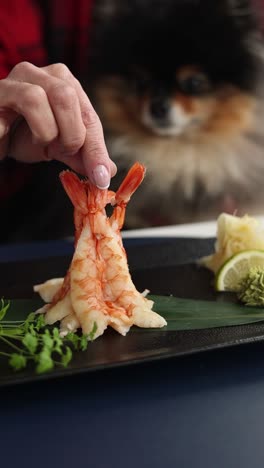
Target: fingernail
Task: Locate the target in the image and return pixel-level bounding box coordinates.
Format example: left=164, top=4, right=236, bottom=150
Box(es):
left=92, top=164, right=110, bottom=189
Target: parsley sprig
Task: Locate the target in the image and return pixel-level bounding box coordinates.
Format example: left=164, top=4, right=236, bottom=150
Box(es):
left=0, top=299, right=96, bottom=374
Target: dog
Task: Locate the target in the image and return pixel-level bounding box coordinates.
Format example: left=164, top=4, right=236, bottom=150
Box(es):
left=87, top=0, right=264, bottom=227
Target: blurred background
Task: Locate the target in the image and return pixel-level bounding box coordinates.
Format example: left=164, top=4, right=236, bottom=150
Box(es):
left=1, top=0, right=264, bottom=243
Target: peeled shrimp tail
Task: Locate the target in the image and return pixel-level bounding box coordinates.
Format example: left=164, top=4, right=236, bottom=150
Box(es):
left=60, top=171, right=89, bottom=243
left=60, top=171, right=88, bottom=214
left=115, top=162, right=146, bottom=205
left=111, top=162, right=146, bottom=229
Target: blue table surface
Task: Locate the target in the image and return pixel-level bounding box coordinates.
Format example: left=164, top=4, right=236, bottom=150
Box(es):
left=1, top=239, right=264, bottom=468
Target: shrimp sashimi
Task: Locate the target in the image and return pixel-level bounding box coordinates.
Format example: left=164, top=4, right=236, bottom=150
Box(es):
left=34, top=162, right=167, bottom=339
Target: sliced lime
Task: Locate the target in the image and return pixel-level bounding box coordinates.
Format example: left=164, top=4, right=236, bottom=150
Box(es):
left=215, top=249, right=264, bottom=292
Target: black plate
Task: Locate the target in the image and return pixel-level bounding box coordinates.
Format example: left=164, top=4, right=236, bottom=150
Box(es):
left=2, top=237, right=264, bottom=387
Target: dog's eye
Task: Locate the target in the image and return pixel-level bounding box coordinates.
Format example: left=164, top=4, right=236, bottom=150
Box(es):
left=178, top=73, right=211, bottom=96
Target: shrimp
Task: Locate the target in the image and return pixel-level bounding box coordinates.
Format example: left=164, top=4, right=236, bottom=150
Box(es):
left=34, top=162, right=167, bottom=339
left=34, top=278, right=64, bottom=303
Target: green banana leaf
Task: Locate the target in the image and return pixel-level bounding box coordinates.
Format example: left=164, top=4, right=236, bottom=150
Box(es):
left=4, top=296, right=264, bottom=332
left=147, top=295, right=264, bottom=331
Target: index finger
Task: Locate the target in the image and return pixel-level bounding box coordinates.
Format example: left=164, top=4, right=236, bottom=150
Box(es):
left=44, top=64, right=116, bottom=187
left=81, top=113, right=117, bottom=188
left=65, top=78, right=117, bottom=187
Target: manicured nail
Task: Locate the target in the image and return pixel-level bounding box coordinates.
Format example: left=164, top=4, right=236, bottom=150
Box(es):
left=92, top=164, right=110, bottom=189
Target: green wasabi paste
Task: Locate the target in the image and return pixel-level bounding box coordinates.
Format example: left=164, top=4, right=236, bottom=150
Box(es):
left=238, top=267, right=264, bottom=307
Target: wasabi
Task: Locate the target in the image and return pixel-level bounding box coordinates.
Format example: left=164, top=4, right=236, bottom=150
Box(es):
left=238, top=267, right=264, bottom=307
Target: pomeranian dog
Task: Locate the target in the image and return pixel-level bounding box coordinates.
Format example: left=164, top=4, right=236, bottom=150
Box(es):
left=88, top=0, right=264, bottom=227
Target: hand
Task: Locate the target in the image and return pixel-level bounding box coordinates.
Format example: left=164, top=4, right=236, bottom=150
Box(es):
left=0, top=62, right=116, bottom=188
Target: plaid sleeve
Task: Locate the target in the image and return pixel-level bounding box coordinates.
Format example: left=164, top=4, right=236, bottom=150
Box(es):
left=0, top=0, right=47, bottom=78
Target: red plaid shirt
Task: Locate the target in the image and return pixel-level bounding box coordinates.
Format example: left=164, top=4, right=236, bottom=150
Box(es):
left=0, top=0, right=93, bottom=202
left=0, top=0, right=93, bottom=79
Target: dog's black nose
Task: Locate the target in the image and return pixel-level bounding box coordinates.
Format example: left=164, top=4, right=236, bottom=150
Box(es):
left=149, top=98, right=170, bottom=121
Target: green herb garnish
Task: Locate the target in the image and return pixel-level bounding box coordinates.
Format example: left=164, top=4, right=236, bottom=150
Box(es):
left=238, top=267, right=264, bottom=306
left=0, top=299, right=96, bottom=374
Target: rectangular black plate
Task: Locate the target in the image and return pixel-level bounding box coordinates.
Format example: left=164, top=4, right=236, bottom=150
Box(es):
left=1, top=237, right=264, bottom=387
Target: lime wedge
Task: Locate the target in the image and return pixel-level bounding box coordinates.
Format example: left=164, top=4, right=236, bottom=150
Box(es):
left=215, top=250, right=264, bottom=292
